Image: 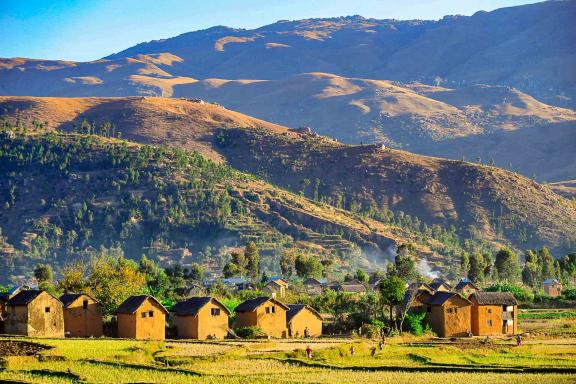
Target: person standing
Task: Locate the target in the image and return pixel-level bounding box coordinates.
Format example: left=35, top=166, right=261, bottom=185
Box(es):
left=306, top=345, right=313, bottom=359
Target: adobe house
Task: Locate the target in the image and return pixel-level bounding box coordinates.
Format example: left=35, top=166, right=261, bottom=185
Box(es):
left=425, top=291, right=472, bottom=338
left=172, top=297, right=230, bottom=339
left=407, top=282, right=434, bottom=294
left=0, top=286, right=21, bottom=334
left=303, top=278, right=324, bottom=295
left=543, top=279, right=563, bottom=297
left=116, top=295, right=168, bottom=340
left=263, top=278, right=288, bottom=298
left=286, top=304, right=322, bottom=338
left=429, top=279, right=452, bottom=292
left=235, top=297, right=289, bottom=338
left=59, top=293, right=103, bottom=338
left=333, top=279, right=367, bottom=295
left=401, top=286, right=434, bottom=314
left=454, top=279, right=479, bottom=297
left=4, top=290, right=64, bottom=338
left=469, top=292, right=517, bottom=336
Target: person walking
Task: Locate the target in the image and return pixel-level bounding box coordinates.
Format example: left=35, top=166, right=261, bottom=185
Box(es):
left=371, top=347, right=377, bottom=357
left=306, top=345, right=313, bottom=359
left=350, top=345, right=356, bottom=356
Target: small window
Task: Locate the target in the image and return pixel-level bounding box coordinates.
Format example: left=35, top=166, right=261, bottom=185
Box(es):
left=487, top=308, right=492, bottom=314
left=148, top=311, right=154, bottom=317
left=487, top=319, right=493, bottom=327
left=45, top=307, right=51, bottom=313
left=83, top=300, right=88, bottom=310
left=427, top=306, right=431, bottom=313
left=265, top=307, right=270, bottom=314
left=211, top=308, right=221, bottom=316
left=271, top=306, right=276, bottom=314
left=141, top=312, right=148, bottom=318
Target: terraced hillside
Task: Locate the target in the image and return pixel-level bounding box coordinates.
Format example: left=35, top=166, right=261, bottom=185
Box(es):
left=1, top=96, right=574, bottom=257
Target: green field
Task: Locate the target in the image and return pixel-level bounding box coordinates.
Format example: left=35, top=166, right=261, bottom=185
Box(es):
left=2, top=330, right=576, bottom=384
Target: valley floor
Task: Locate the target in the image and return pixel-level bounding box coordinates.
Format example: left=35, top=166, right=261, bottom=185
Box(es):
left=1, top=313, right=575, bottom=384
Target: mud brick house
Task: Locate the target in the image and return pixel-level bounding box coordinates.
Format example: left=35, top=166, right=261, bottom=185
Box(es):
left=263, top=278, right=289, bottom=298
left=543, top=279, right=563, bottom=297
left=425, top=291, right=472, bottom=337
left=303, top=278, right=324, bottom=295
left=235, top=297, right=288, bottom=338
left=402, top=284, right=434, bottom=314
left=333, top=279, right=367, bottom=295
left=469, top=292, right=517, bottom=336
left=59, top=293, right=103, bottom=338
left=4, top=290, right=64, bottom=338
left=116, top=295, right=168, bottom=340
left=0, top=286, right=22, bottom=334
left=429, top=279, right=452, bottom=292
left=286, top=304, right=322, bottom=338
left=172, top=297, right=230, bottom=339
left=454, top=279, right=479, bottom=297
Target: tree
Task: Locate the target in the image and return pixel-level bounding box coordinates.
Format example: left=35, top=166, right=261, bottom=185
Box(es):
left=495, top=247, right=520, bottom=282
left=223, top=262, right=240, bottom=278
left=58, top=261, right=86, bottom=293
left=378, top=275, right=406, bottom=331
left=187, top=263, right=204, bottom=281
left=34, top=264, right=53, bottom=284
left=355, top=269, right=368, bottom=283
left=522, top=249, right=541, bottom=288
left=230, top=250, right=247, bottom=274
left=538, top=247, right=555, bottom=279
left=244, top=241, right=260, bottom=280
left=280, top=250, right=296, bottom=277
left=294, top=254, right=323, bottom=279
left=460, top=252, right=470, bottom=276
left=393, top=244, right=416, bottom=282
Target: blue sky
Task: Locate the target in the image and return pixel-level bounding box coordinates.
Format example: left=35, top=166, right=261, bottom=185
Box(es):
left=0, top=0, right=537, bottom=61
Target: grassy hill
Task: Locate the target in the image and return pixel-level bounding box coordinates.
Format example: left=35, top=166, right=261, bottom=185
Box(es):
left=1, top=96, right=574, bottom=266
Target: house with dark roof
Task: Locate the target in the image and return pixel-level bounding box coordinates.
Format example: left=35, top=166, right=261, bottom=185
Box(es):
left=0, top=286, right=22, bottom=333
left=425, top=291, right=472, bottom=338
left=454, top=279, right=479, bottom=297
left=303, top=278, right=324, bottom=295
left=60, top=293, right=103, bottom=338
left=429, top=279, right=452, bottom=292
left=234, top=297, right=289, bottom=338
left=469, top=292, right=517, bottom=336
left=286, top=304, right=322, bottom=338
left=116, top=295, right=168, bottom=340
left=172, top=297, right=230, bottom=339
left=263, top=278, right=288, bottom=298
left=4, top=290, right=64, bottom=338
left=543, top=278, right=563, bottom=297
left=333, top=279, right=367, bottom=295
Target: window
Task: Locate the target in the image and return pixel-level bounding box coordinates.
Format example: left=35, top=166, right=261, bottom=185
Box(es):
left=83, top=300, right=88, bottom=310
left=487, top=308, right=492, bottom=314
left=211, top=308, right=221, bottom=316
left=487, top=319, right=493, bottom=327
left=142, top=312, right=148, bottom=318
left=427, top=306, right=431, bottom=313
left=447, top=307, right=458, bottom=314
left=45, top=307, right=50, bottom=313
left=265, top=307, right=270, bottom=314
left=148, top=311, right=154, bottom=317
left=271, top=306, right=276, bottom=314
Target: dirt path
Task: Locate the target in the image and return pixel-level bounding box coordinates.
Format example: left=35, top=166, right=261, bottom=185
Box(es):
left=0, top=340, right=50, bottom=357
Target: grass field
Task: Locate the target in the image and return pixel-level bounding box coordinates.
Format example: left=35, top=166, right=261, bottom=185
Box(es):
left=1, top=316, right=575, bottom=383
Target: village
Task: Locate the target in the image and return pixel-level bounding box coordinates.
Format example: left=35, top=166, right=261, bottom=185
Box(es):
left=0, top=275, right=566, bottom=341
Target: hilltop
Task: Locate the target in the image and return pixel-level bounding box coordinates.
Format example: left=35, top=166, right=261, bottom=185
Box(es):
left=1, top=96, right=574, bottom=257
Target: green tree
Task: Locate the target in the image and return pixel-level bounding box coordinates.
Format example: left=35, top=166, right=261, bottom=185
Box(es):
left=393, top=244, right=416, bottom=282
left=244, top=241, right=260, bottom=280
left=187, top=263, right=204, bottom=281
left=223, top=262, right=240, bottom=278
left=378, top=275, right=406, bottom=330
left=355, top=269, right=369, bottom=283
left=34, top=263, right=53, bottom=284
left=538, top=247, right=555, bottom=279
left=280, top=250, right=296, bottom=277
left=495, top=247, right=520, bottom=282
left=460, top=252, right=470, bottom=277
left=294, top=254, right=323, bottom=279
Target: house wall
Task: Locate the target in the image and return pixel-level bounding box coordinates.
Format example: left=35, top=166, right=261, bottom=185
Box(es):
left=174, top=302, right=229, bottom=340
left=470, top=299, right=517, bottom=336
left=6, top=293, right=64, bottom=338
left=63, top=296, right=103, bottom=338
left=544, top=284, right=561, bottom=297
left=118, top=299, right=165, bottom=340
left=425, top=305, right=445, bottom=337
left=288, top=310, right=322, bottom=337
left=442, top=301, right=471, bottom=338
left=235, top=302, right=287, bottom=338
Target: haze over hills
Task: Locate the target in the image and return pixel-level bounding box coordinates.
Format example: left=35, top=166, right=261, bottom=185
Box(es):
left=0, top=1, right=574, bottom=183
left=1, top=96, right=575, bottom=257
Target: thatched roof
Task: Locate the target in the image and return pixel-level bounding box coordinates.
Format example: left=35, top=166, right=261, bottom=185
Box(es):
left=116, top=295, right=168, bottom=315
left=172, top=297, right=230, bottom=316
left=469, top=292, right=517, bottom=306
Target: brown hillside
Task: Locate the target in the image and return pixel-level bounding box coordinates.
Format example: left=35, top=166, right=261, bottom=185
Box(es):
left=1, top=96, right=574, bottom=252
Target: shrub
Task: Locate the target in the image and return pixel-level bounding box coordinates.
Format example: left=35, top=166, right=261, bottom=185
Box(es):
left=486, top=282, right=534, bottom=303
left=405, top=312, right=429, bottom=336
left=562, top=288, right=576, bottom=301
left=234, top=326, right=265, bottom=339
